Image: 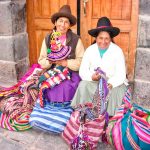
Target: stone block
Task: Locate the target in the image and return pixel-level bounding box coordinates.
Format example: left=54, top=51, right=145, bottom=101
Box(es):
left=0, top=1, right=12, bottom=35
left=30, top=132, right=68, bottom=150
left=0, top=33, right=28, bottom=61
left=0, top=136, right=23, bottom=150
left=138, top=16, right=150, bottom=47
left=0, top=0, right=26, bottom=35
left=140, top=0, right=150, bottom=15
left=134, top=48, right=150, bottom=80
left=133, top=80, right=150, bottom=109
left=0, top=57, right=29, bottom=84
left=0, top=36, right=14, bottom=61
left=11, top=0, right=26, bottom=34
left=14, top=32, right=28, bottom=61
left=16, top=57, right=29, bottom=80
left=0, top=128, right=43, bottom=146
left=0, top=60, right=17, bottom=83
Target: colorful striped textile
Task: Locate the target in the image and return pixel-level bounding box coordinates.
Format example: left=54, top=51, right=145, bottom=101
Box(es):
left=38, top=66, right=71, bottom=107
left=0, top=64, right=41, bottom=99
left=0, top=64, right=41, bottom=131
left=122, top=87, right=132, bottom=108
left=62, top=110, right=106, bottom=149
left=1, top=110, right=32, bottom=131
left=62, top=68, right=109, bottom=149
left=106, top=88, right=132, bottom=146
left=29, top=99, right=73, bottom=133
left=106, top=88, right=150, bottom=150
left=0, top=81, right=38, bottom=131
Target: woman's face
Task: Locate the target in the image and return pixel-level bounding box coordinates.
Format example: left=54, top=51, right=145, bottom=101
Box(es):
left=96, top=31, right=111, bottom=49
left=55, top=17, right=70, bottom=35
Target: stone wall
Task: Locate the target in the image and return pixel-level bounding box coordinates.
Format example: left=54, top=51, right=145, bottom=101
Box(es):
left=0, top=0, right=29, bottom=86
left=133, top=0, right=150, bottom=108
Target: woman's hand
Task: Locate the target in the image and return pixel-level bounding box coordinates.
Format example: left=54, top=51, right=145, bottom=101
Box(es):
left=92, top=72, right=101, bottom=81
left=51, top=59, right=67, bottom=67
left=107, top=83, right=113, bottom=90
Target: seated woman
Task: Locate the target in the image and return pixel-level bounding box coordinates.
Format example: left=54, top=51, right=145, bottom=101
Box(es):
left=38, top=5, right=84, bottom=103
left=29, top=5, right=85, bottom=133
left=71, top=17, right=128, bottom=117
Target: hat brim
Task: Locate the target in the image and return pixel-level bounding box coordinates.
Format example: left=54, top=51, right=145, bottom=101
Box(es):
left=88, top=27, right=120, bottom=38
left=51, top=12, right=76, bottom=26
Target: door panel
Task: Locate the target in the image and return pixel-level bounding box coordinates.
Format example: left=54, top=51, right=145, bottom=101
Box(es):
left=80, top=0, right=139, bottom=81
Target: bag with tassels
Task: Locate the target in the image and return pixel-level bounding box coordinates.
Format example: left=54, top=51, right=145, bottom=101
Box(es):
left=106, top=88, right=150, bottom=150
left=62, top=67, right=110, bottom=149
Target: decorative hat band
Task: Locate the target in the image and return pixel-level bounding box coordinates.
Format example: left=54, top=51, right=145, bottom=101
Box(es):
left=97, top=25, right=112, bottom=29
left=88, top=17, right=120, bottom=37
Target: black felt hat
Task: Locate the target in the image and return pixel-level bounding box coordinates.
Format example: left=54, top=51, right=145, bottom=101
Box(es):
left=88, top=17, right=120, bottom=37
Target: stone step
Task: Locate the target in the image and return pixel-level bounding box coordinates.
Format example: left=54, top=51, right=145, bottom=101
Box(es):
left=0, top=80, right=16, bottom=88
left=0, top=128, right=113, bottom=150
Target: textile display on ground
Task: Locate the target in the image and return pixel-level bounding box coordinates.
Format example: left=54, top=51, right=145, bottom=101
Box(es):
left=0, top=63, right=74, bottom=132
left=29, top=66, right=78, bottom=134
left=106, top=88, right=150, bottom=150
left=0, top=64, right=77, bottom=132
left=0, top=64, right=41, bottom=131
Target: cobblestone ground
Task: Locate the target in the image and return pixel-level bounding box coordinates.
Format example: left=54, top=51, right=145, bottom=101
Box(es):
left=0, top=127, right=113, bottom=150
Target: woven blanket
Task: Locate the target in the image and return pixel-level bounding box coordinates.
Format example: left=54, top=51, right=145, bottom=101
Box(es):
left=0, top=64, right=41, bottom=131
left=38, top=66, right=71, bottom=107
left=106, top=88, right=150, bottom=150
left=0, top=80, right=38, bottom=131
left=29, top=100, right=73, bottom=133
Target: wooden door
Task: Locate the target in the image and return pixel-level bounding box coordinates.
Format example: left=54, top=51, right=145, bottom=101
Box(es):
left=80, top=0, right=139, bottom=81
left=27, top=0, right=77, bottom=65
left=27, top=0, right=139, bottom=81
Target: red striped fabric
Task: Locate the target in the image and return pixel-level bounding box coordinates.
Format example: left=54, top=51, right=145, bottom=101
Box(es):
left=62, top=110, right=105, bottom=148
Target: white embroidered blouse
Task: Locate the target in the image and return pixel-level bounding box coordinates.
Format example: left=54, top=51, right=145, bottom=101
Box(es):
left=79, top=42, right=127, bottom=88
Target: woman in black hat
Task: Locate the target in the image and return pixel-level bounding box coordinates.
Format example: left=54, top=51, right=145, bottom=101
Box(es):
left=71, top=17, right=128, bottom=116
